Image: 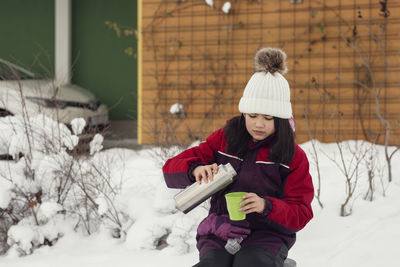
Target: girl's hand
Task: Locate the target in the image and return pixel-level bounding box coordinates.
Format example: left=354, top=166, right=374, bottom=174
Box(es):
left=239, top=193, right=266, bottom=214
left=192, top=163, right=218, bottom=184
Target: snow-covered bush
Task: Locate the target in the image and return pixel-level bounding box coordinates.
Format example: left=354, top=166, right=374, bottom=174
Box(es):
left=0, top=114, right=207, bottom=257
left=0, top=114, right=132, bottom=255
left=0, top=114, right=78, bottom=254
left=7, top=214, right=65, bottom=256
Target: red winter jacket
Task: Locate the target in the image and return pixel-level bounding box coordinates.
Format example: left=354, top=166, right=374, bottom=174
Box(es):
left=162, top=128, right=314, bottom=259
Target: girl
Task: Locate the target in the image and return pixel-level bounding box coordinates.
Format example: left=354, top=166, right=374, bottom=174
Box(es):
left=162, top=47, right=314, bottom=267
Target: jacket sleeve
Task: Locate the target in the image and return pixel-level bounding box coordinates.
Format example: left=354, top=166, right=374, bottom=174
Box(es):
left=262, top=145, right=314, bottom=234
left=162, top=129, right=224, bottom=189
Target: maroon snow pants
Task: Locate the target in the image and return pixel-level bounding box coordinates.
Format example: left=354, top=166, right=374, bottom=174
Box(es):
left=192, top=245, right=287, bottom=267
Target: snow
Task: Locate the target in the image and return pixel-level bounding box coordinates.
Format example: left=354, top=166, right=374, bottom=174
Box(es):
left=169, top=103, right=184, bottom=115
left=89, top=133, right=104, bottom=155
left=0, top=114, right=77, bottom=156
left=7, top=225, right=37, bottom=254
left=1, top=230, right=198, bottom=267
left=1, top=116, right=400, bottom=266
left=0, top=176, right=12, bottom=208
left=292, top=186, right=400, bottom=266
left=70, top=118, right=86, bottom=135
left=222, top=2, right=231, bottom=14
left=95, top=197, right=109, bottom=216
left=37, top=202, right=64, bottom=221
left=205, top=0, right=213, bottom=8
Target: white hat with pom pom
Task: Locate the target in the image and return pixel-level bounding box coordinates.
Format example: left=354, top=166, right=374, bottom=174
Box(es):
left=238, top=47, right=292, bottom=119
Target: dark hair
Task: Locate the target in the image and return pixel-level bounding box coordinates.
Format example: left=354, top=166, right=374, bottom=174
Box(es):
left=223, top=115, right=295, bottom=164
left=223, top=115, right=251, bottom=158
left=269, top=117, right=295, bottom=164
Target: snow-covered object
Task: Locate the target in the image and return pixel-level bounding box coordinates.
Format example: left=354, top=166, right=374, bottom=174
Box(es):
left=90, top=133, right=104, bottom=155
left=0, top=161, right=14, bottom=208
left=7, top=216, right=69, bottom=256
left=169, top=103, right=184, bottom=115
left=7, top=224, right=38, bottom=254
left=0, top=114, right=76, bottom=156
left=96, top=197, right=109, bottom=215
left=34, top=151, right=74, bottom=201
left=71, top=118, right=86, bottom=135
left=37, top=202, right=64, bottom=222
left=118, top=148, right=207, bottom=253
left=63, top=134, right=79, bottom=150
left=169, top=103, right=185, bottom=118
left=0, top=116, right=18, bottom=155
left=205, top=0, right=213, bottom=8
left=0, top=183, right=12, bottom=209
left=9, top=159, right=41, bottom=195
left=222, top=1, right=231, bottom=14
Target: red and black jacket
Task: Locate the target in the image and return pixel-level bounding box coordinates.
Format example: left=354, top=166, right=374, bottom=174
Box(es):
left=163, top=128, right=314, bottom=258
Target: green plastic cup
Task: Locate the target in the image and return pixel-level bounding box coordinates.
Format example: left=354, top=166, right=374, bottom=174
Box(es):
left=225, top=192, right=247, bottom=221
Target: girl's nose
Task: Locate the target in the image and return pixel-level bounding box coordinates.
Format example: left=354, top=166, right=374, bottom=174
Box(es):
left=255, top=118, right=264, bottom=127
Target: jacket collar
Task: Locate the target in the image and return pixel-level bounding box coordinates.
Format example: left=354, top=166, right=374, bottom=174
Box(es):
left=249, top=134, right=275, bottom=150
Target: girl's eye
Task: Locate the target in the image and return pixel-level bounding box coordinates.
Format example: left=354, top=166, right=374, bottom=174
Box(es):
left=249, top=114, right=257, bottom=118
left=264, top=116, right=274, bottom=121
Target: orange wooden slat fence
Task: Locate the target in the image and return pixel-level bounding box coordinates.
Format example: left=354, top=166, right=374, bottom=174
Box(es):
left=138, top=0, right=400, bottom=146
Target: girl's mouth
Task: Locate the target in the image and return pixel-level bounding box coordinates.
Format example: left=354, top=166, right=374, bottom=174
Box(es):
left=254, top=130, right=265, bottom=135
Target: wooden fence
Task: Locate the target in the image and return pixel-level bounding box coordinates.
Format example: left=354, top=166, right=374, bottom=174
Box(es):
left=138, top=0, right=400, bottom=146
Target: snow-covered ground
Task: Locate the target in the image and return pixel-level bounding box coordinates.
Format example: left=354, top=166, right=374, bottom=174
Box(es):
left=1, top=115, right=399, bottom=266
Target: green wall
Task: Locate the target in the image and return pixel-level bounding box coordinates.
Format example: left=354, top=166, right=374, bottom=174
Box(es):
left=72, top=0, right=137, bottom=120
left=0, top=0, right=54, bottom=77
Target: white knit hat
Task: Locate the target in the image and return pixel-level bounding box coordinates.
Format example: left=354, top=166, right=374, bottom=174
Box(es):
left=238, top=47, right=292, bottom=119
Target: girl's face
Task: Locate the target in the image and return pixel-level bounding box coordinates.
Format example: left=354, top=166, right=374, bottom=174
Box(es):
left=244, top=113, right=275, bottom=141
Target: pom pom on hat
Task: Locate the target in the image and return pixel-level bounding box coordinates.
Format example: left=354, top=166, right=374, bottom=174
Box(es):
left=254, top=47, right=288, bottom=75
left=238, top=47, right=292, bottom=119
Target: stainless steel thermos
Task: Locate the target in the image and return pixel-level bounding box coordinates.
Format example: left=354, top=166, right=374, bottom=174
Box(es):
left=174, top=163, right=237, bottom=214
